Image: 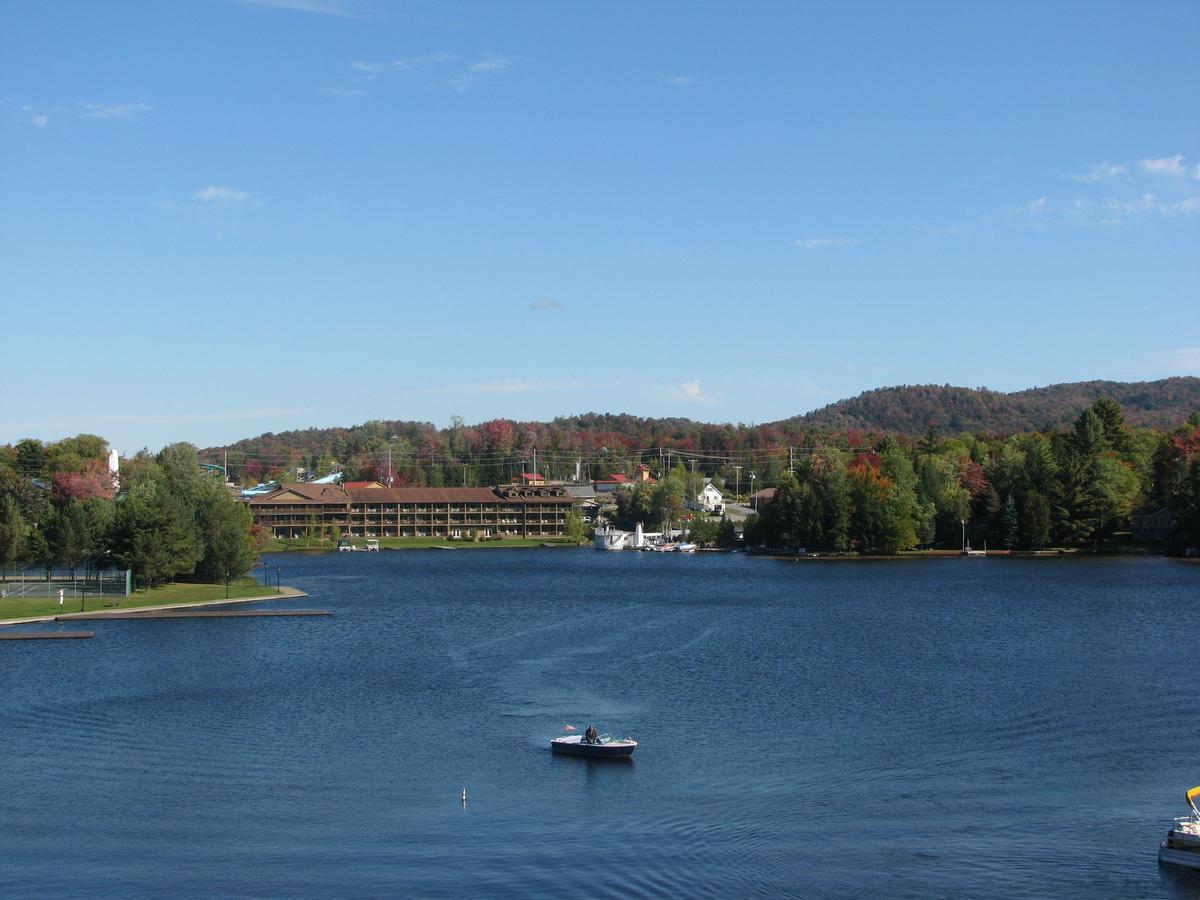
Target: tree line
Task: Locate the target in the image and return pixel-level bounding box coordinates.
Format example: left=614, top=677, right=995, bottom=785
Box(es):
left=587, top=399, right=1198, bottom=555
left=743, top=399, right=1200, bottom=555
left=0, top=439, right=259, bottom=590
left=2, top=395, right=1199, bottom=565
left=204, top=379, right=1200, bottom=489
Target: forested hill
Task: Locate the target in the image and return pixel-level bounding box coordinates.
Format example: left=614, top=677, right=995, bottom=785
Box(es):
left=785, top=378, right=1200, bottom=435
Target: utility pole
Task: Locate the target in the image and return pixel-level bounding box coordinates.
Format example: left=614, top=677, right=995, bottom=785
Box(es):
left=788, top=446, right=794, bottom=476
left=733, top=465, right=742, bottom=502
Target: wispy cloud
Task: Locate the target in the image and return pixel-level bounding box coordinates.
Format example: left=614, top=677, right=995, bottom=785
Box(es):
left=656, top=380, right=721, bottom=405
left=1024, top=197, right=1049, bottom=216
left=664, top=75, right=694, bottom=86
left=321, top=87, right=365, bottom=97
left=441, top=57, right=519, bottom=91
left=80, top=102, right=152, bottom=119
left=794, top=237, right=861, bottom=250
left=345, top=52, right=515, bottom=92
left=1140, top=155, right=1187, bottom=177
left=470, top=58, right=511, bottom=73
left=999, top=152, right=1200, bottom=229
left=1011, top=190, right=1200, bottom=227
left=194, top=185, right=253, bottom=206
left=529, top=297, right=564, bottom=311
left=349, top=53, right=456, bottom=79
left=1069, top=161, right=1127, bottom=182
left=235, top=0, right=370, bottom=18
left=18, top=104, right=54, bottom=126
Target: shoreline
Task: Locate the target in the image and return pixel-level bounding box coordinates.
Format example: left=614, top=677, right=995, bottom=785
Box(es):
left=0, top=586, right=308, bottom=629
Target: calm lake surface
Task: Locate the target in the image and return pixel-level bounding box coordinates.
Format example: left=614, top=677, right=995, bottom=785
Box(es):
left=3, top=551, right=1200, bottom=897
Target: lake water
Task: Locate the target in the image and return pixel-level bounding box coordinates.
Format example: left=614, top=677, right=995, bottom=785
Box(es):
left=2, top=550, right=1200, bottom=897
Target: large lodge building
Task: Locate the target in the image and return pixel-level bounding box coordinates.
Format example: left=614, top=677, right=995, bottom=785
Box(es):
left=246, top=482, right=575, bottom=540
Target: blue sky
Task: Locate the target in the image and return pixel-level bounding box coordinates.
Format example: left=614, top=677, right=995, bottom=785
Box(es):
left=2, top=0, right=1197, bottom=453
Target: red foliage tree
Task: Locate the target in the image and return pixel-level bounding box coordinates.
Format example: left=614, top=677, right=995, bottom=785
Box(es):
left=51, top=461, right=115, bottom=504
left=479, top=419, right=515, bottom=451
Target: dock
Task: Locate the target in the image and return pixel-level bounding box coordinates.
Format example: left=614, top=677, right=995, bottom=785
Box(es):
left=0, top=630, right=95, bottom=640
left=57, top=609, right=330, bottom=621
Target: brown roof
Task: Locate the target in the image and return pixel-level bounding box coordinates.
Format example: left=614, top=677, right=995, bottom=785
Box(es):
left=346, top=487, right=502, bottom=503
left=250, top=483, right=350, bottom=504
left=249, top=484, right=573, bottom=506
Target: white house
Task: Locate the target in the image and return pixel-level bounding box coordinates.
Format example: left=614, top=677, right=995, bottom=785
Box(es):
left=692, top=481, right=724, bottom=514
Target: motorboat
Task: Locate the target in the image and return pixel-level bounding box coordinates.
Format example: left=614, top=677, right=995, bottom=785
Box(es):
left=593, top=526, right=629, bottom=551
left=550, top=733, right=637, bottom=758
left=1159, top=786, right=1200, bottom=869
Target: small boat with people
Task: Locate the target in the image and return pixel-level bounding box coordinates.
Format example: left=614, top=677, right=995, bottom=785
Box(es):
left=551, top=724, right=637, bottom=758
left=1159, top=785, right=1200, bottom=869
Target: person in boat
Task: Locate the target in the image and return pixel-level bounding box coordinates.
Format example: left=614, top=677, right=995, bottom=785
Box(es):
left=584, top=724, right=598, bottom=744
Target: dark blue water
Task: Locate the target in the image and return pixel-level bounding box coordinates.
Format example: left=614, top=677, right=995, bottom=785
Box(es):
left=3, top=551, right=1199, bottom=897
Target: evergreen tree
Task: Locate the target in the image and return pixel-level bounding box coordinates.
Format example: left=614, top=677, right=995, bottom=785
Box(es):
left=0, top=495, right=28, bottom=577
left=195, top=487, right=256, bottom=595
left=716, top=516, right=737, bottom=548
left=1000, top=494, right=1019, bottom=549
left=112, top=481, right=204, bottom=590
left=1091, top=397, right=1131, bottom=452
left=1020, top=490, right=1052, bottom=549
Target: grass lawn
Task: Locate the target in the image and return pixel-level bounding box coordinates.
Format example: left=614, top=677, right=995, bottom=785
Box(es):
left=263, top=536, right=582, bottom=552
left=0, top=580, right=279, bottom=621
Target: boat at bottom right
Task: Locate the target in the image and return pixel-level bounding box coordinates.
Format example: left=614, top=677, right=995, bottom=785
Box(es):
left=1159, top=786, right=1200, bottom=869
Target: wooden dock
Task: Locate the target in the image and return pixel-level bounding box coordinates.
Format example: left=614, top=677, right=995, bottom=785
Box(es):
left=57, top=609, right=331, bottom=621
left=0, top=630, right=95, bottom=640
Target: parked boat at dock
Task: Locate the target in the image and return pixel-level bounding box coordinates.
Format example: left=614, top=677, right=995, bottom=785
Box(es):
left=593, top=526, right=630, bottom=550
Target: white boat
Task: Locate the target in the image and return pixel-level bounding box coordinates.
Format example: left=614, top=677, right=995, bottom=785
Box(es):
left=550, top=733, right=637, bottom=758
left=593, top=526, right=629, bottom=551
left=1159, top=786, right=1200, bottom=869
left=676, top=542, right=697, bottom=553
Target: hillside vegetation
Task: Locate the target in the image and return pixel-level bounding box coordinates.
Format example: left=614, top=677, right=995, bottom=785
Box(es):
left=788, top=378, right=1200, bottom=435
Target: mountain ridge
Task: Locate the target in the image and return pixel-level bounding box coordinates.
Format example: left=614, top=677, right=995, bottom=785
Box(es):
left=204, top=378, right=1200, bottom=467
left=781, top=377, right=1200, bottom=435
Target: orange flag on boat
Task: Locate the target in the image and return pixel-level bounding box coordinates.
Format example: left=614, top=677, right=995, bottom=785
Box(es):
left=563, top=723, right=577, bottom=732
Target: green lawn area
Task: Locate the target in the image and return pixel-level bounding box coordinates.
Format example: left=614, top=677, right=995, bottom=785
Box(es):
left=262, top=536, right=582, bottom=552
left=0, top=580, right=278, bottom=621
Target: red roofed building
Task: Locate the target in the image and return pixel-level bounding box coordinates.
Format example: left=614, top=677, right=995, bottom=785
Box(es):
left=594, top=473, right=633, bottom=493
